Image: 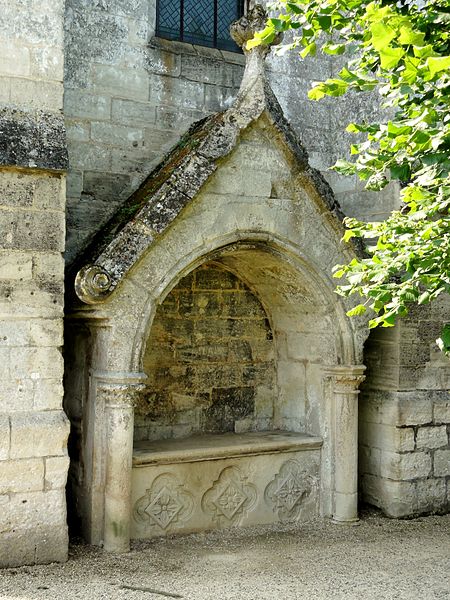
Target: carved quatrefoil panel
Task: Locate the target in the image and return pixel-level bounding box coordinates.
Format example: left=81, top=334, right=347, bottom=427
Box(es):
left=201, top=466, right=257, bottom=525
left=133, top=473, right=194, bottom=531
left=264, top=459, right=315, bottom=522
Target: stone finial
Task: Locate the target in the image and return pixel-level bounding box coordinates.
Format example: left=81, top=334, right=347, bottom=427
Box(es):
left=230, top=4, right=282, bottom=54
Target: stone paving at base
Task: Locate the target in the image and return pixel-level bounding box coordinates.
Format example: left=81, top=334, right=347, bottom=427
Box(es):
left=1, top=510, right=449, bottom=600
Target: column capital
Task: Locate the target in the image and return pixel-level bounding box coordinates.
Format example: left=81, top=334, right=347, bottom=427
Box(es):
left=323, top=365, right=366, bottom=393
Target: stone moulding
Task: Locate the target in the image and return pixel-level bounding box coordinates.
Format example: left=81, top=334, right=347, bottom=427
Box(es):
left=71, top=5, right=351, bottom=306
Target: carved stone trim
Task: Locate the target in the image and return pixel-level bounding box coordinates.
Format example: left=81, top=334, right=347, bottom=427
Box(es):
left=74, top=264, right=115, bottom=305
left=323, top=365, right=366, bottom=394
left=264, top=460, right=316, bottom=521
left=133, top=473, right=194, bottom=531
left=201, top=466, right=257, bottom=525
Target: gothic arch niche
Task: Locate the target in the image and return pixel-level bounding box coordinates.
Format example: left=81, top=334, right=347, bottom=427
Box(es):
left=126, top=240, right=354, bottom=540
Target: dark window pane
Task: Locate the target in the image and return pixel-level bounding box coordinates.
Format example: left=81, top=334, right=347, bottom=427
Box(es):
left=156, top=0, right=243, bottom=52
left=183, top=0, right=215, bottom=46
left=157, top=0, right=181, bottom=39
left=217, top=0, right=241, bottom=51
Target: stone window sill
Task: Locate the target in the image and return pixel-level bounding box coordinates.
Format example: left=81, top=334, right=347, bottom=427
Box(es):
left=149, top=36, right=246, bottom=66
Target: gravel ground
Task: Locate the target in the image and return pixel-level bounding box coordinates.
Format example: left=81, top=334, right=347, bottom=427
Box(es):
left=1, top=509, right=450, bottom=600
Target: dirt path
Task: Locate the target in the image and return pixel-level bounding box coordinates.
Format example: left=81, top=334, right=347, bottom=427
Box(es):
left=1, top=510, right=450, bottom=600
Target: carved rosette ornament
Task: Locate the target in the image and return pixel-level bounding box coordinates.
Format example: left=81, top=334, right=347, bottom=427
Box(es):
left=201, top=466, right=257, bottom=525
left=264, top=460, right=316, bottom=522
left=134, top=473, right=194, bottom=531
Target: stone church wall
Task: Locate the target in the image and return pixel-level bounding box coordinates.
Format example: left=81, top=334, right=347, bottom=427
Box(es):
left=0, top=0, right=69, bottom=567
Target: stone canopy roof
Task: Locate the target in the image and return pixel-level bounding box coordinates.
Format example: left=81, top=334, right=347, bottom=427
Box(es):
left=73, top=5, right=345, bottom=305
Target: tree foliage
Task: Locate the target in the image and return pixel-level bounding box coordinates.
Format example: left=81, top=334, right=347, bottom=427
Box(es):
left=249, top=0, right=450, bottom=353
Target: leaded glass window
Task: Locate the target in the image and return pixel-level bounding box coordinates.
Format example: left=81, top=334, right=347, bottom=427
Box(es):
left=156, top=0, right=244, bottom=52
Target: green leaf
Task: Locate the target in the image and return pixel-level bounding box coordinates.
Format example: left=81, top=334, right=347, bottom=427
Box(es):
left=323, top=43, right=346, bottom=55
left=300, top=41, right=317, bottom=58
left=369, top=22, right=396, bottom=51
left=308, top=84, right=326, bottom=101
left=426, top=56, right=450, bottom=77
left=346, top=304, right=367, bottom=317
left=418, top=291, right=431, bottom=305
left=334, top=159, right=356, bottom=175
left=398, top=26, right=425, bottom=46
left=390, top=163, right=411, bottom=181
left=379, top=46, right=404, bottom=69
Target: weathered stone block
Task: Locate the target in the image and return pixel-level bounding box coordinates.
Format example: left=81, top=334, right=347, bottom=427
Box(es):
left=66, top=170, right=83, bottom=197
left=434, top=399, right=450, bottom=424
left=148, top=74, right=204, bottom=109
left=380, top=451, right=432, bottom=480
left=44, top=456, right=69, bottom=490
left=10, top=79, right=63, bottom=111
left=67, top=141, right=111, bottom=170
left=33, top=378, right=65, bottom=411
left=0, top=490, right=68, bottom=567
left=91, top=121, right=144, bottom=146
left=65, top=90, right=111, bottom=120
left=0, top=415, right=10, bottom=459
left=0, top=318, right=62, bottom=347
left=146, top=49, right=181, bottom=77
left=415, top=478, right=447, bottom=514
left=204, top=166, right=244, bottom=196
left=10, top=346, right=63, bottom=379
left=434, top=449, right=450, bottom=477
left=33, top=174, right=65, bottom=210
left=111, top=98, right=156, bottom=126
left=94, top=65, right=149, bottom=101
left=0, top=42, right=30, bottom=77
left=0, top=108, right=67, bottom=171
left=0, top=250, right=33, bottom=280
left=181, top=55, right=234, bottom=87
left=359, top=474, right=416, bottom=518
left=156, top=105, right=204, bottom=131
left=0, top=209, right=65, bottom=251
left=0, top=378, right=34, bottom=412
left=359, top=444, right=381, bottom=476
left=359, top=421, right=415, bottom=452
left=361, top=392, right=433, bottom=427
left=66, top=119, right=90, bottom=142
left=0, top=459, right=44, bottom=493
left=30, top=46, right=64, bottom=81
left=0, top=284, right=63, bottom=319
left=243, top=170, right=272, bottom=198
left=416, top=426, right=448, bottom=450
left=0, top=169, right=35, bottom=207
left=204, top=83, right=236, bottom=112
left=10, top=411, right=69, bottom=459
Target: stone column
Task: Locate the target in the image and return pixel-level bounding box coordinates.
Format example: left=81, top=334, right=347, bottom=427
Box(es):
left=324, top=366, right=366, bottom=523
left=99, top=376, right=145, bottom=553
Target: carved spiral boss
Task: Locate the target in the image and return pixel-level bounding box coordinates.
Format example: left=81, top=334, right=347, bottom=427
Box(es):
left=74, top=264, right=114, bottom=304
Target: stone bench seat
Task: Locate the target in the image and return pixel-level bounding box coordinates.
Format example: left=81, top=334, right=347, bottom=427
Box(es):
left=131, top=431, right=322, bottom=539
left=133, top=431, right=323, bottom=466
